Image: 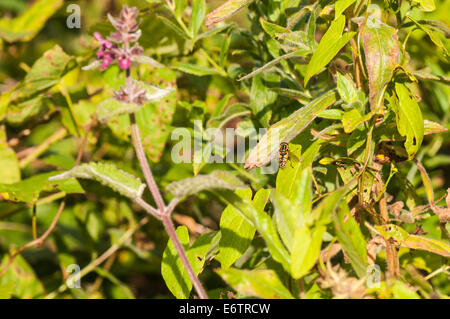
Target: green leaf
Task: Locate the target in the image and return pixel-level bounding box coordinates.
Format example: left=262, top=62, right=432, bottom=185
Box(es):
left=390, top=83, right=424, bottom=159
left=391, top=280, right=421, bottom=299
left=166, top=171, right=247, bottom=198
left=407, top=15, right=448, bottom=56
left=245, top=90, right=337, bottom=169
left=94, top=267, right=135, bottom=299
left=161, top=226, right=213, bottom=298
left=238, top=48, right=310, bottom=81
left=0, top=255, right=44, bottom=298
left=174, top=62, right=222, bottom=76
left=49, top=162, right=145, bottom=200
left=174, top=0, right=188, bottom=20
left=189, top=0, right=206, bottom=39
left=250, top=72, right=279, bottom=127
left=336, top=72, right=358, bottom=104
left=206, top=0, right=253, bottom=26
left=354, top=15, right=401, bottom=109
left=260, top=18, right=290, bottom=39
left=216, top=188, right=270, bottom=268
left=377, top=224, right=450, bottom=257
left=304, top=15, right=356, bottom=86
left=271, top=190, right=297, bottom=251
left=136, top=92, right=177, bottom=163
left=216, top=190, right=291, bottom=272
left=0, top=282, right=14, bottom=299
left=0, top=0, right=63, bottom=42
left=342, top=109, right=363, bottom=133
left=216, top=268, right=294, bottom=299
left=306, top=6, right=317, bottom=50
left=291, top=225, right=326, bottom=279
left=0, top=147, right=21, bottom=184
left=411, top=0, right=435, bottom=12
left=10, top=45, right=72, bottom=101
left=207, top=103, right=251, bottom=129
left=158, top=15, right=190, bottom=39
left=335, top=0, right=357, bottom=19
left=273, top=161, right=313, bottom=251
left=333, top=202, right=368, bottom=278
left=0, top=172, right=83, bottom=203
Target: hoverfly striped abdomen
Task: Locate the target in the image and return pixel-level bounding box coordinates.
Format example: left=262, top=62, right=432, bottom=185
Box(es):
left=279, top=142, right=289, bottom=169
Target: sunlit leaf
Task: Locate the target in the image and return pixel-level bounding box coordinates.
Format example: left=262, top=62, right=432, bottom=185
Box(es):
left=216, top=188, right=270, bottom=268
left=0, top=172, right=83, bottom=203
left=304, top=15, right=355, bottom=86
left=206, top=0, right=253, bottom=26
left=216, top=268, right=294, bottom=299
left=411, top=0, right=435, bottom=12
left=161, top=226, right=213, bottom=298
left=245, top=90, right=337, bottom=169
left=291, top=225, right=326, bottom=279
left=0, top=255, right=44, bottom=298
left=335, top=0, right=357, bottom=19
left=189, top=0, right=206, bottom=39
left=389, top=83, right=424, bottom=159
left=215, top=190, right=291, bottom=272
left=407, top=15, right=448, bottom=56
left=0, top=0, right=63, bottom=42
left=333, top=202, right=368, bottom=278
left=174, top=62, right=222, bottom=76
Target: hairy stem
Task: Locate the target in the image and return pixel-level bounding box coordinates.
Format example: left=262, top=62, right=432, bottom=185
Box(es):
left=127, top=87, right=208, bottom=298
left=129, top=114, right=166, bottom=213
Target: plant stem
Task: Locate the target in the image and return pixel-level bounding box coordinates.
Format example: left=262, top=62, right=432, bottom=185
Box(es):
left=161, top=214, right=208, bottom=299
left=128, top=106, right=208, bottom=299
left=129, top=114, right=166, bottom=214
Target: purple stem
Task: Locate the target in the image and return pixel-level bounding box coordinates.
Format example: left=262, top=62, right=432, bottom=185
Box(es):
left=126, top=70, right=208, bottom=299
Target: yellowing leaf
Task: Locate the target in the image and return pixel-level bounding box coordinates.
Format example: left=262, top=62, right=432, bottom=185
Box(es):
left=355, top=16, right=401, bottom=110
left=206, top=0, right=253, bottom=26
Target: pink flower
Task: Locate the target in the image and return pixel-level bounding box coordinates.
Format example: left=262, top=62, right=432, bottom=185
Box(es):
left=94, top=32, right=113, bottom=49
left=118, top=55, right=131, bottom=70
left=94, top=32, right=116, bottom=71
left=100, top=54, right=113, bottom=70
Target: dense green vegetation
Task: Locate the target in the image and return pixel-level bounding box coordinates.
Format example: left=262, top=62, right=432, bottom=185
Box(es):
left=0, top=0, right=449, bottom=299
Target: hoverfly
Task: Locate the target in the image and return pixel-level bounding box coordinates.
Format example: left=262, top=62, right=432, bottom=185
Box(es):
left=278, top=142, right=289, bottom=169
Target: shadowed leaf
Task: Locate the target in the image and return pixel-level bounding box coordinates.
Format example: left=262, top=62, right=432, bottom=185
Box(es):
left=166, top=171, right=247, bottom=198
